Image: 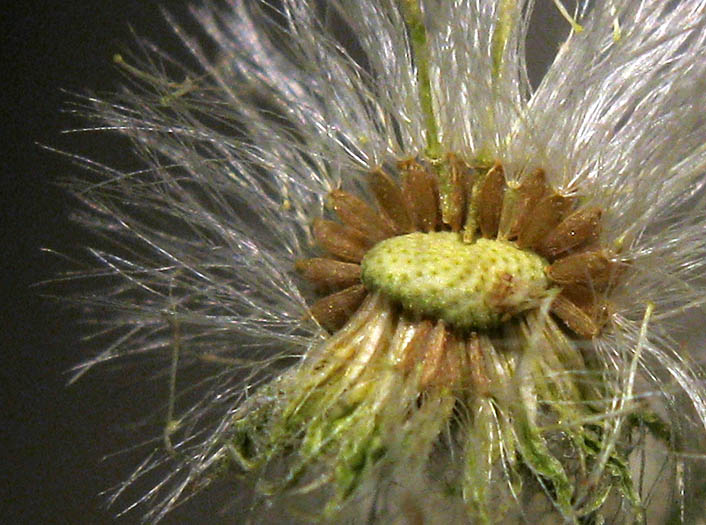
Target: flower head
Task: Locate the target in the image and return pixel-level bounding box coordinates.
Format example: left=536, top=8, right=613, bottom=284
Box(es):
left=70, top=0, right=706, bottom=522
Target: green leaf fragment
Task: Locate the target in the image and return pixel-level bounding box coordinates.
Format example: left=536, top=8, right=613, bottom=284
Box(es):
left=514, top=410, right=576, bottom=520
left=464, top=399, right=500, bottom=525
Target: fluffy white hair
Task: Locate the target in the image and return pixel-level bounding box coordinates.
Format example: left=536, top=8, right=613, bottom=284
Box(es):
left=64, top=0, right=706, bottom=522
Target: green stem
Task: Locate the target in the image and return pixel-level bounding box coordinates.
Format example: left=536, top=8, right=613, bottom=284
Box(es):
left=400, top=0, right=441, bottom=160
left=490, top=0, right=516, bottom=84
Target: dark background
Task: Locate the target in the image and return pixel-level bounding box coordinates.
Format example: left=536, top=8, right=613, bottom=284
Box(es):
left=1, top=1, right=571, bottom=523
left=1, top=2, right=225, bottom=523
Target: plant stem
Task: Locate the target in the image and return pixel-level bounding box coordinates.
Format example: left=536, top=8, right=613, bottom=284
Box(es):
left=491, top=0, right=517, bottom=82
left=400, top=0, right=441, bottom=160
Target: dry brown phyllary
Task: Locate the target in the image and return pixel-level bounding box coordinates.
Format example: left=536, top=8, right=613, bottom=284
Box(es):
left=298, top=156, right=623, bottom=340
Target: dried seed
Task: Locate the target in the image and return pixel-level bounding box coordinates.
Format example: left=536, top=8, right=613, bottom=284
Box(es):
left=466, top=334, right=489, bottom=395
left=399, top=320, right=434, bottom=373
left=507, top=168, right=548, bottom=239
left=295, top=258, right=362, bottom=292
left=463, top=169, right=482, bottom=243
left=550, top=294, right=600, bottom=338
left=561, top=284, right=610, bottom=322
left=399, top=159, right=438, bottom=232
left=516, top=193, right=574, bottom=249
left=369, top=168, right=414, bottom=233
left=478, top=163, right=506, bottom=238
left=429, top=331, right=462, bottom=389
left=309, top=284, right=368, bottom=332
left=496, top=185, right=518, bottom=240
left=547, top=250, right=620, bottom=288
left=551, top=283, right=610, bottom=337
left=329, top=190, right=395, bottom=242
left=313, top=218, right=371, bottom=263
left=539, top=207, right=602, bottom=258
left=420, top=320, right=448, bottom=388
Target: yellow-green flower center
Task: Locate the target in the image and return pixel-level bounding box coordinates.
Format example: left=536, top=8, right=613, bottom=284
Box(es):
left=361, top=232, right=550, bottom=330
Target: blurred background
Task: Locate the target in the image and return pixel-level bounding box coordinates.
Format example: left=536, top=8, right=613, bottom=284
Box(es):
left=1, top=1, right=574, bottom=523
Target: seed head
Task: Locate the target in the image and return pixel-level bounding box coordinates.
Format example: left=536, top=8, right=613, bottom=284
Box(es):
left=65, top=1, right=706, bottom=523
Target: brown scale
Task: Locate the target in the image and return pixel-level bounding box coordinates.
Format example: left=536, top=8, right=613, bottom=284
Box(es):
left=297, top=155, right=624, bottom=341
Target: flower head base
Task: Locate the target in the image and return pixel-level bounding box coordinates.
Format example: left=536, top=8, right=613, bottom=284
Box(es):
left=362, top=232, right=550, bottom=329
left=68, top=0, right=706, bottom=523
